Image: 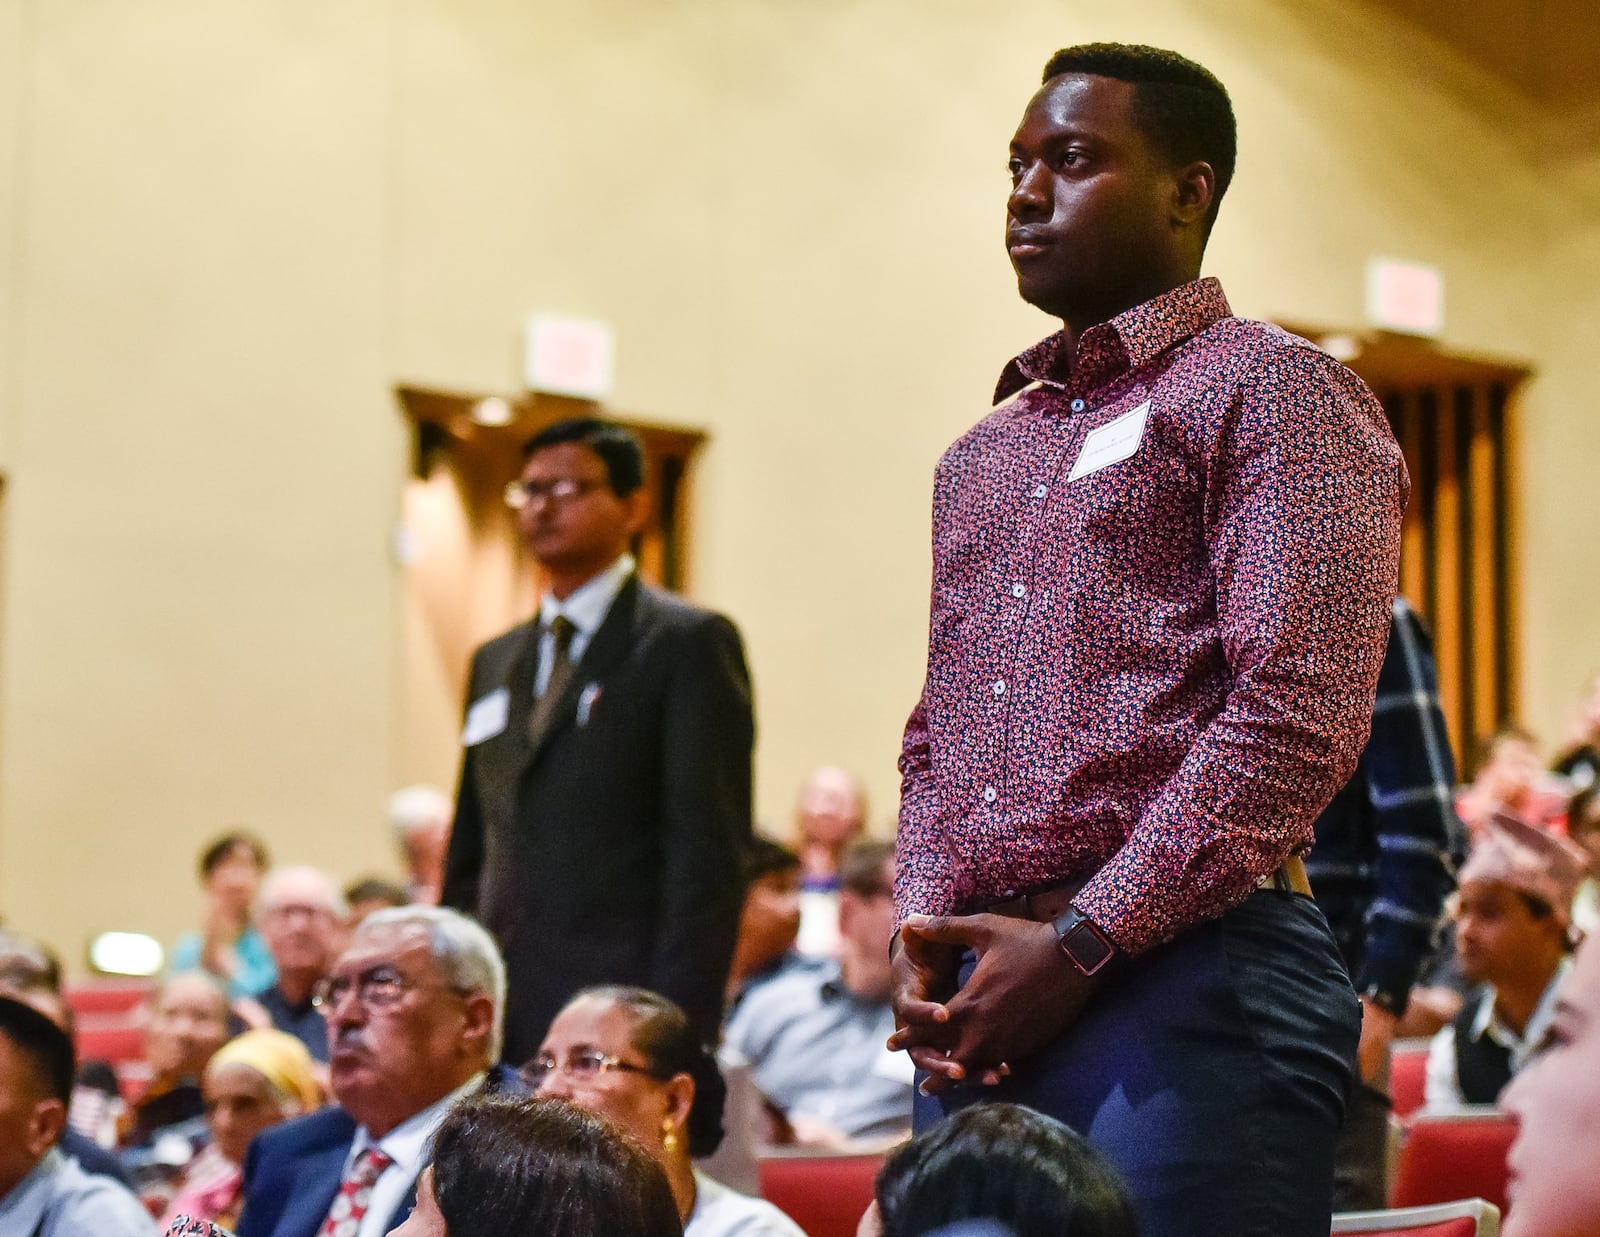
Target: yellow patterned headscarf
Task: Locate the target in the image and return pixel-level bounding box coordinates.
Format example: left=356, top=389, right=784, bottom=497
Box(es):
left=205, top=1028, right=323, bottom=1112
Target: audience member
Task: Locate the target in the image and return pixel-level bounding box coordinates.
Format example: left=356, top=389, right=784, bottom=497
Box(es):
left=1425, top=816, right=1586, bottom=1108
left=162, top=1030, right=322, bottom=1231
left=1552, top=672, right=1600, bottom=796
left=0, top=930, right=132, bottom=1185
left=1456, top=727, right=1567, bottom=839
left=791, top=767, right=868, bottom=958
left=344, top=879, right=410, bottom=928
left=120, top=972, right=232, bottom=1175
left=727, top=837, right=818, bottom=1009
left=252, top=868, right=347, bottom=1062
left=860, top=1103, right=1138, bottom=1237
left=387, top=786, right=453, bottom=906
left=392, top=1094, right=682, bottom=1237
left=725, top=839, right=912, bottom=1148
left=443, top=417, right=754, bottom=1060
left=532, top=985, right=804, bottom=1236
left=1499, top=937, right=1600, bottom=1237
left=1307, top=597, right=1463, bottom=1208
left=235, top=905, right=522, bottom=1237
left=0, top=995, right=156, bottom=1234
left=170, top=832, right=276, bottom=1000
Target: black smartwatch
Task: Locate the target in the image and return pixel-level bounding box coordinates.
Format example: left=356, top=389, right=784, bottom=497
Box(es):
left=1361, top=984, right=1408, bottom=1019
left=1051, top=904, right=1120, bottom=977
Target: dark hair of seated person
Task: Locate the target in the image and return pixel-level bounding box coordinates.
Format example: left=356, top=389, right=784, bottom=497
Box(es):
left=429, top=1094, right=683, bottom=1237
left=875, top=1103, right=1139, bottom=1237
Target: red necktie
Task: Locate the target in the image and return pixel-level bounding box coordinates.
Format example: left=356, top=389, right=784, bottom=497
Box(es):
left=318, top=1146, right=394, bottom=1237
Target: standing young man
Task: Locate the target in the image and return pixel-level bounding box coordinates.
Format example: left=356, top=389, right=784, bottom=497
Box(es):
left=443, top=418, right=755, bottom=1061
left=890, top=45, right=1408, bottom=1237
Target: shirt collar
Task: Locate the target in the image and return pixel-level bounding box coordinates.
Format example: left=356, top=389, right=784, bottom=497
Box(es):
left=1470, top=957, right=1573, bottom=1052
left=351, top=1071, right=486, bottom=1177
left=0, top=1147, right=63, bottom=1230
left=538, top=553, right=635, bottom=638
left=993, top=277, right=1232, bottom=405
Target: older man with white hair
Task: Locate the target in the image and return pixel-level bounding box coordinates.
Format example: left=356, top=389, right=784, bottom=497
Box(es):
left=235, top=906, right=524, bottom=1237
left=253, top=867, right=348, bottom=1063
left=388, top=786, right=452, bottom=905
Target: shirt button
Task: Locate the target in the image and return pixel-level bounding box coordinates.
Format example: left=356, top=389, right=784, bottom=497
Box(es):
left=1070, top=398, right=1086, bottom=412
left=1011, top=582, right=1026, bottom=598
left=1032, top=484, right=1048, bottom=498
left=992, top=679, right=1006, bottom=697
left=983, top=785, right=998, bottom=803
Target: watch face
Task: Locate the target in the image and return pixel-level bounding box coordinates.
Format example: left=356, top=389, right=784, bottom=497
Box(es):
left=1062, top=921, right=1113, bottom=973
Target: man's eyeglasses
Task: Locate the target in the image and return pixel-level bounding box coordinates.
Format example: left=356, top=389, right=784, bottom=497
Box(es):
left=504, top=478, right=608, bottom=510
left=310, top=966, right=470, bottom=1014
left=521, top=1050, right=661, bottom=1087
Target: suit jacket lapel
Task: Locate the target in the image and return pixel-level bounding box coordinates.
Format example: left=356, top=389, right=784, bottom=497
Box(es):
left=286, top=1133, right=353, bottom=1237
left=525, top=575, right=643, bottom=765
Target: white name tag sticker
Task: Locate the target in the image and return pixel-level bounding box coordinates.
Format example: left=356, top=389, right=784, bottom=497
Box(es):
left=1068, top=400, right=1151, bottom=482
left=461, top=687, right=510, bottom=746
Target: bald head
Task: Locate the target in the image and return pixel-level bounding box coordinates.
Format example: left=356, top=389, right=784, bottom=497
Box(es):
left=794, top=766, right=867, bottom=860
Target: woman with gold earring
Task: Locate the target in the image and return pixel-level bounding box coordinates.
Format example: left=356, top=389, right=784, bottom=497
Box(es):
left=529, top=986, right=805, bottom=1237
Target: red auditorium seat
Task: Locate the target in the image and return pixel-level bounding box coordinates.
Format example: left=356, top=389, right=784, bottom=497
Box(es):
left=1388, top=1039, right=1431, bottom=1120
left=1390, top=1110, right=1516, bottom=1215
left=63, top=979, right=155, bottom=1018
left=1332, top=1197, right=1500, bottom=1236
left=73, top=1023, right=146, bottom=1066
left=758, top=1151, right=884, bottom=1237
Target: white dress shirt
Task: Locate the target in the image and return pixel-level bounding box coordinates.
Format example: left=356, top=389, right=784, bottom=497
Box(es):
left=1424, top=958, right=1571, bottom=1109
left=533, top=553, right=634, bottom=695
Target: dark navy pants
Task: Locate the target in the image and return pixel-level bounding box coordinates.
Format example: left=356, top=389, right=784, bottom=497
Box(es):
left=914, top=890, right=1360, bottom=1237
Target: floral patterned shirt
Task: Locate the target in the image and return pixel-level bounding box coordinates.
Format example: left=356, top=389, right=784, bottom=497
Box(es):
left=896, top=278, right=1408, bottom=953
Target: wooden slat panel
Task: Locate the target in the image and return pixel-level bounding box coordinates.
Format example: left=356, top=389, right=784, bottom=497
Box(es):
left=1394, top=395, right=1428, bottom=602
left=1468, top=386, right=1499, bottom=745
left=1431, top=387, right=1464, bottom=763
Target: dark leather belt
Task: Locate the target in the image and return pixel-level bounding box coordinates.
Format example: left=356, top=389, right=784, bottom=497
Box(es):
left=982, top=855, right=1312, bottom=924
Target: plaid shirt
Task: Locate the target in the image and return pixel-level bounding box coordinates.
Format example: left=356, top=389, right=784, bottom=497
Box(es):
left=1308, top=597, right=1465, bottom=1009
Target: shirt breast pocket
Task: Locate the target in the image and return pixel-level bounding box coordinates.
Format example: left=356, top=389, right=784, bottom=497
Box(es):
left=1067, top=450, right=1194, bottom=548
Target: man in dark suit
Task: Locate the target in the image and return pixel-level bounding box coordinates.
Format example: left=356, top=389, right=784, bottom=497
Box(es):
left=442, top=417, right=755, bottom=1062
left=235, top=906, right=524, bottom=1237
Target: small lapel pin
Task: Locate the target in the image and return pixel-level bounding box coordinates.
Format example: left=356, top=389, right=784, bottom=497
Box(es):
left=576, top=683, right=602, bottom=726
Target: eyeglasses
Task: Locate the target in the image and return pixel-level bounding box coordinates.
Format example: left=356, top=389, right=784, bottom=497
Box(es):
left=310, top=965, right=469, bottom=1014
left=504, top=478, right=608, bottom=510
left=521, top=1050, right=661, bottom=1088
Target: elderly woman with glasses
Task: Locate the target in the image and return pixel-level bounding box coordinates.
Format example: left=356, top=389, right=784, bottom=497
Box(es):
left=530, top=986, right=805, bottom=1237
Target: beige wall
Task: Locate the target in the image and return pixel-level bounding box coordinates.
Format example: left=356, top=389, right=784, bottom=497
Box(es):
left=0, top=0, right=1595, bottom=966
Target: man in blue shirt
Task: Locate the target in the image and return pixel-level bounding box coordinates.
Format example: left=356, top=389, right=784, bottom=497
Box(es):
left=0, top=996, right=154, bottom=1235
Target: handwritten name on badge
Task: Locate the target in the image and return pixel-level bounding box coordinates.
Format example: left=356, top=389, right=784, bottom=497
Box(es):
left=1068, top=400, right=1151, bottom=483
left=461, top=687, right=509, bottom=746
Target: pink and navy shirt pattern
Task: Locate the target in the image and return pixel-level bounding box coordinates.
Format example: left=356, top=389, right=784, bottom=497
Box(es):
left=896, top=278, right=1409, bottom=954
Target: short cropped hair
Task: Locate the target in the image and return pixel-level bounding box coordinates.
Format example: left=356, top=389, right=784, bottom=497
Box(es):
left=0, top=994, right=75, bottom=1107
left=521, top=418, right=645, bottom=497
left=0, top=929, right=63, bottom=994
left=198, top=830, right=271, bottom=880
left=572, top=985, right=727, bottom=1157
left=744, top=836, right=801, bottom=884
left=876, top=1102, right=1139, bottom=1237
left=431, top=1095, right=681, bottom=1237
left=839, top=839, right=896, bottom=898
left=356, top=906, right=507, bottom=1060
left=344, top=877, right=410, bottom=909
left=1042, top=43, right=1236, bottom=232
